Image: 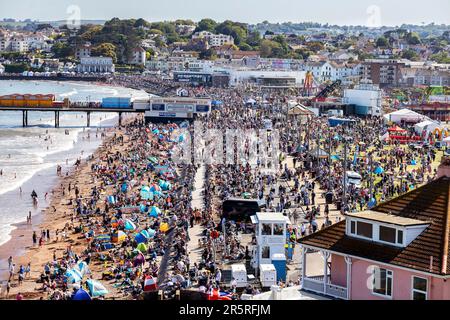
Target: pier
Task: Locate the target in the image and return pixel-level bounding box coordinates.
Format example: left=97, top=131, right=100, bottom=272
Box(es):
left=4, top=106, right=141, bottom=128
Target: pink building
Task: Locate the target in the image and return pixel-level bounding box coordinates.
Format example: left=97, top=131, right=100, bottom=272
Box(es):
left=298, top=157, right=450, bottom=300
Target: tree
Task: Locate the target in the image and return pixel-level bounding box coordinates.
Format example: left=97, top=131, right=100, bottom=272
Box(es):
left=430, top=51, right=450, bottom=63
left=196, top=19, right=217, bottom=33
left=92, top=43, right=117, bottom=62
left=239, top=43, right=253, bottom=51
left=260, top=39, right=284, bottom=58
left=5, top=63, right=29, bottom=73
left=51, top=42, right=73, bottom=58
left=376, top=37, right=389, bottom=48
left=246, top=30, right=262, bottom=48
left=405, top=32, right=421, bottom=45
left=401, top=49, right=419, bottom=61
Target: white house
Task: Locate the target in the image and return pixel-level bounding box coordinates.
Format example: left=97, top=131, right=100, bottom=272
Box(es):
left=302, top=61, right=335, bottom=82
left=128, top=47, right=147, bottom=66
left=192, top=31, right=234, bottom=47
left=0, top=64, right=5, bottom=74
left=77, top=56, right=115, bottom=73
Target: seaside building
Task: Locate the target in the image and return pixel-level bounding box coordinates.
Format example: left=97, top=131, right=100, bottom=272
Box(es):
left=75, top=43, right=92, bottom=60
left=298, top=157, right=450, bottom=300
left=77, top=56, right=115, bottom=73
left=192, top=31, right=234, bottom=47
left=361, top=59, right=406, bottom=87
left=128, top=47, right=147, bottom=66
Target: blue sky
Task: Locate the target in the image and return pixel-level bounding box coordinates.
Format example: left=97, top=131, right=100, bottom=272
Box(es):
left=1, top=0, right=449, bottom=26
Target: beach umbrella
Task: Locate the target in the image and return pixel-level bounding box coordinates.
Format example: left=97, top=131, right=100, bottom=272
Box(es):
left=143, top=276, right=158, bottom=292
left=374, top=166, right=384, bottom=175
left=66, top=268, right=83, bottom=284
left=137, top=242, right=148, bottom=253
left=86, top=279, right=108, bottom=298
left=73, top=288, right=91, bottom=301
left=124, top=219, right=137, bottom=231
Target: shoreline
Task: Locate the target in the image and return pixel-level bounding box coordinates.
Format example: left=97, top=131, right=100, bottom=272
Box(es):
left=0, top=123, right=124, bottom=298
left=0, top=117, right=121, bottom=282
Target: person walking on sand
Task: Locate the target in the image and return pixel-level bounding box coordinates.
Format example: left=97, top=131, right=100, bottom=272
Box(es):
left=7, top=256, right=12, bottom=269
left=6, top=281, right=10, bottom=298
left=32, top=231, right=37, bottom=246
left=25, top=263, right=30, bottom=278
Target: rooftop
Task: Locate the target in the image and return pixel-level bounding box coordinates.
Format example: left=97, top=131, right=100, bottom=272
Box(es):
left=345, top=210, right=430, bottom=226
left=299, top=175, right=450, bottom=275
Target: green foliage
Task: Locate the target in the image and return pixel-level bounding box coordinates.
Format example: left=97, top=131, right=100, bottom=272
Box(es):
left=196, top=19, right=217, bottom=33
left=405, top=32, right=421, bottom=45
left=92, top=43, right=117, bottom=62
left=401, top=49, right=419, bottom=61
left=376, top=36, right=389, bottom=48
left=5, top=63, right=29, bottom=73
left=430, top=51, right=450, bottom=63
left=52, top=42, right=73, bottom=58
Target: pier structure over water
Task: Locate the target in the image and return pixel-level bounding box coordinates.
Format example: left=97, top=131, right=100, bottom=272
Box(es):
left=4, top=106, right=140, bottom=128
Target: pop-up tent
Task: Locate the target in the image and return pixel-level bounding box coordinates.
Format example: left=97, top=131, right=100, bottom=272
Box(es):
left=143, top=276, right=158, bottom=292
left=66, top=268, right=83, bottom=284
left=124, top=220, right=137, bottom=231
left=112, top=230, right=127, bottom=243
left=76, top=261, right=90, bottom=277
left=73, top=288, right=91, bottom=301
left=149, top=206, right=161, bottom=218
left=414, top=120, right=440, bottom=135
left=86, top=279, right=108, bottom=298
left=137, top=242, right=148, bottom=253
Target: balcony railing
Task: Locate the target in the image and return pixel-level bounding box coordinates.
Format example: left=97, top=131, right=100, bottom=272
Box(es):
left=302, top=276, right=348, bottom=300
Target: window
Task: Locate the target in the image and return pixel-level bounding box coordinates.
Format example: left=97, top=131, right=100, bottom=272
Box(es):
left=262, top=223, right=272, bottom=235
left=379, top=226, right=396, bottom=244
left=357, top=221, right=373, bottom=239
left=412, top=277, right=427, bottom=300
left=350, top=220, right=356, bottom=234
left=372, top=267, right=393, bottom=298
left=273, top=224, right=284, bottom=236
left=152, top=104, right=166, bottom=111
left=261, top=246, right=270, bottom=259
left=397, top=230, right=403, bottom=244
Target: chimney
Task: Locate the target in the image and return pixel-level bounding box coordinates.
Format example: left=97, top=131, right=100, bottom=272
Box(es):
left=437, top=156, right=450, bottom=179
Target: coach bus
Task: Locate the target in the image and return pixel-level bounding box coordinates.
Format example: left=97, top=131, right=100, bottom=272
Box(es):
left=144, top=97, right=212, bottom=122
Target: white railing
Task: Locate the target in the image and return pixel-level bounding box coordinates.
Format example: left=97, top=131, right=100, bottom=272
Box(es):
left=302, top=277, right=348, bottom=300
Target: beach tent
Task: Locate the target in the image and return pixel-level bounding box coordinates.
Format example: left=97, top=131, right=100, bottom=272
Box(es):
left=147, top=228, right=156, bottom=238
left=246, top=98, right=257, bottom=106
left=86, top=279, right=108, bottom=298
left=160, top=222, right=170, bottom=233
left=73, top=288, right=91, bottom=301
left=443, top=136, right=450, bottom=145
left=135, top=232, right=148, bottom=244
left=159, top=180, right=172, bottom=191
left=76, top=261, right=90, bottom=277
left=148, top=157, right=159, bottom=164
left=150, top=184, right=161, bottom=192
left=331, top=155, right=341, bottom=161
left=152, top=129, right=160, bottom=135
left=112, top=231, right=127, bottom=243
left=140, top=186, right=153, bottom=201
left=107, top=196, right=116, bottom=204
left=374, top=166, right=384, bottom=175
left=95, top=234, right=111, bottom=242
left=149, top=206, right=161, bottom=218
left=411, top=159, right=417, bottom=165
left=66, top=268, right=83, bottom=284
left=124, top=220, right=137, bottom=232
left=140, top=204, right=149, bottom=213
left=143, top=276, right=158, bottom=292
left=121, top=183, right=128, bottom=193
left=137, top=243, right=148, bottom=253
left=111, top=218, right=119, bottom=229
left=383, top=108, right=429, bottom=124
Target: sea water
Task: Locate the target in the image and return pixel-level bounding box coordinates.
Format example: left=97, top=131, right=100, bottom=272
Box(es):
left=0, top=80, right=150, bottom=246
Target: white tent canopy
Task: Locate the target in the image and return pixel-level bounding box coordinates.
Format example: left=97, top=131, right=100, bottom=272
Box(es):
left=383, top=108, right=430, bottom=124
left=414, top=120, right=441, bottom=135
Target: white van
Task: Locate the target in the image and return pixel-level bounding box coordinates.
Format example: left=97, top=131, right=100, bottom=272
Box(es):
left=346, top=171, right=362, bottom=189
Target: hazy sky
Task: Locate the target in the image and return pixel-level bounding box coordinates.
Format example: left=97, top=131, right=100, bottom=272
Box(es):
left=1, top=0, right=449, bottom=26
